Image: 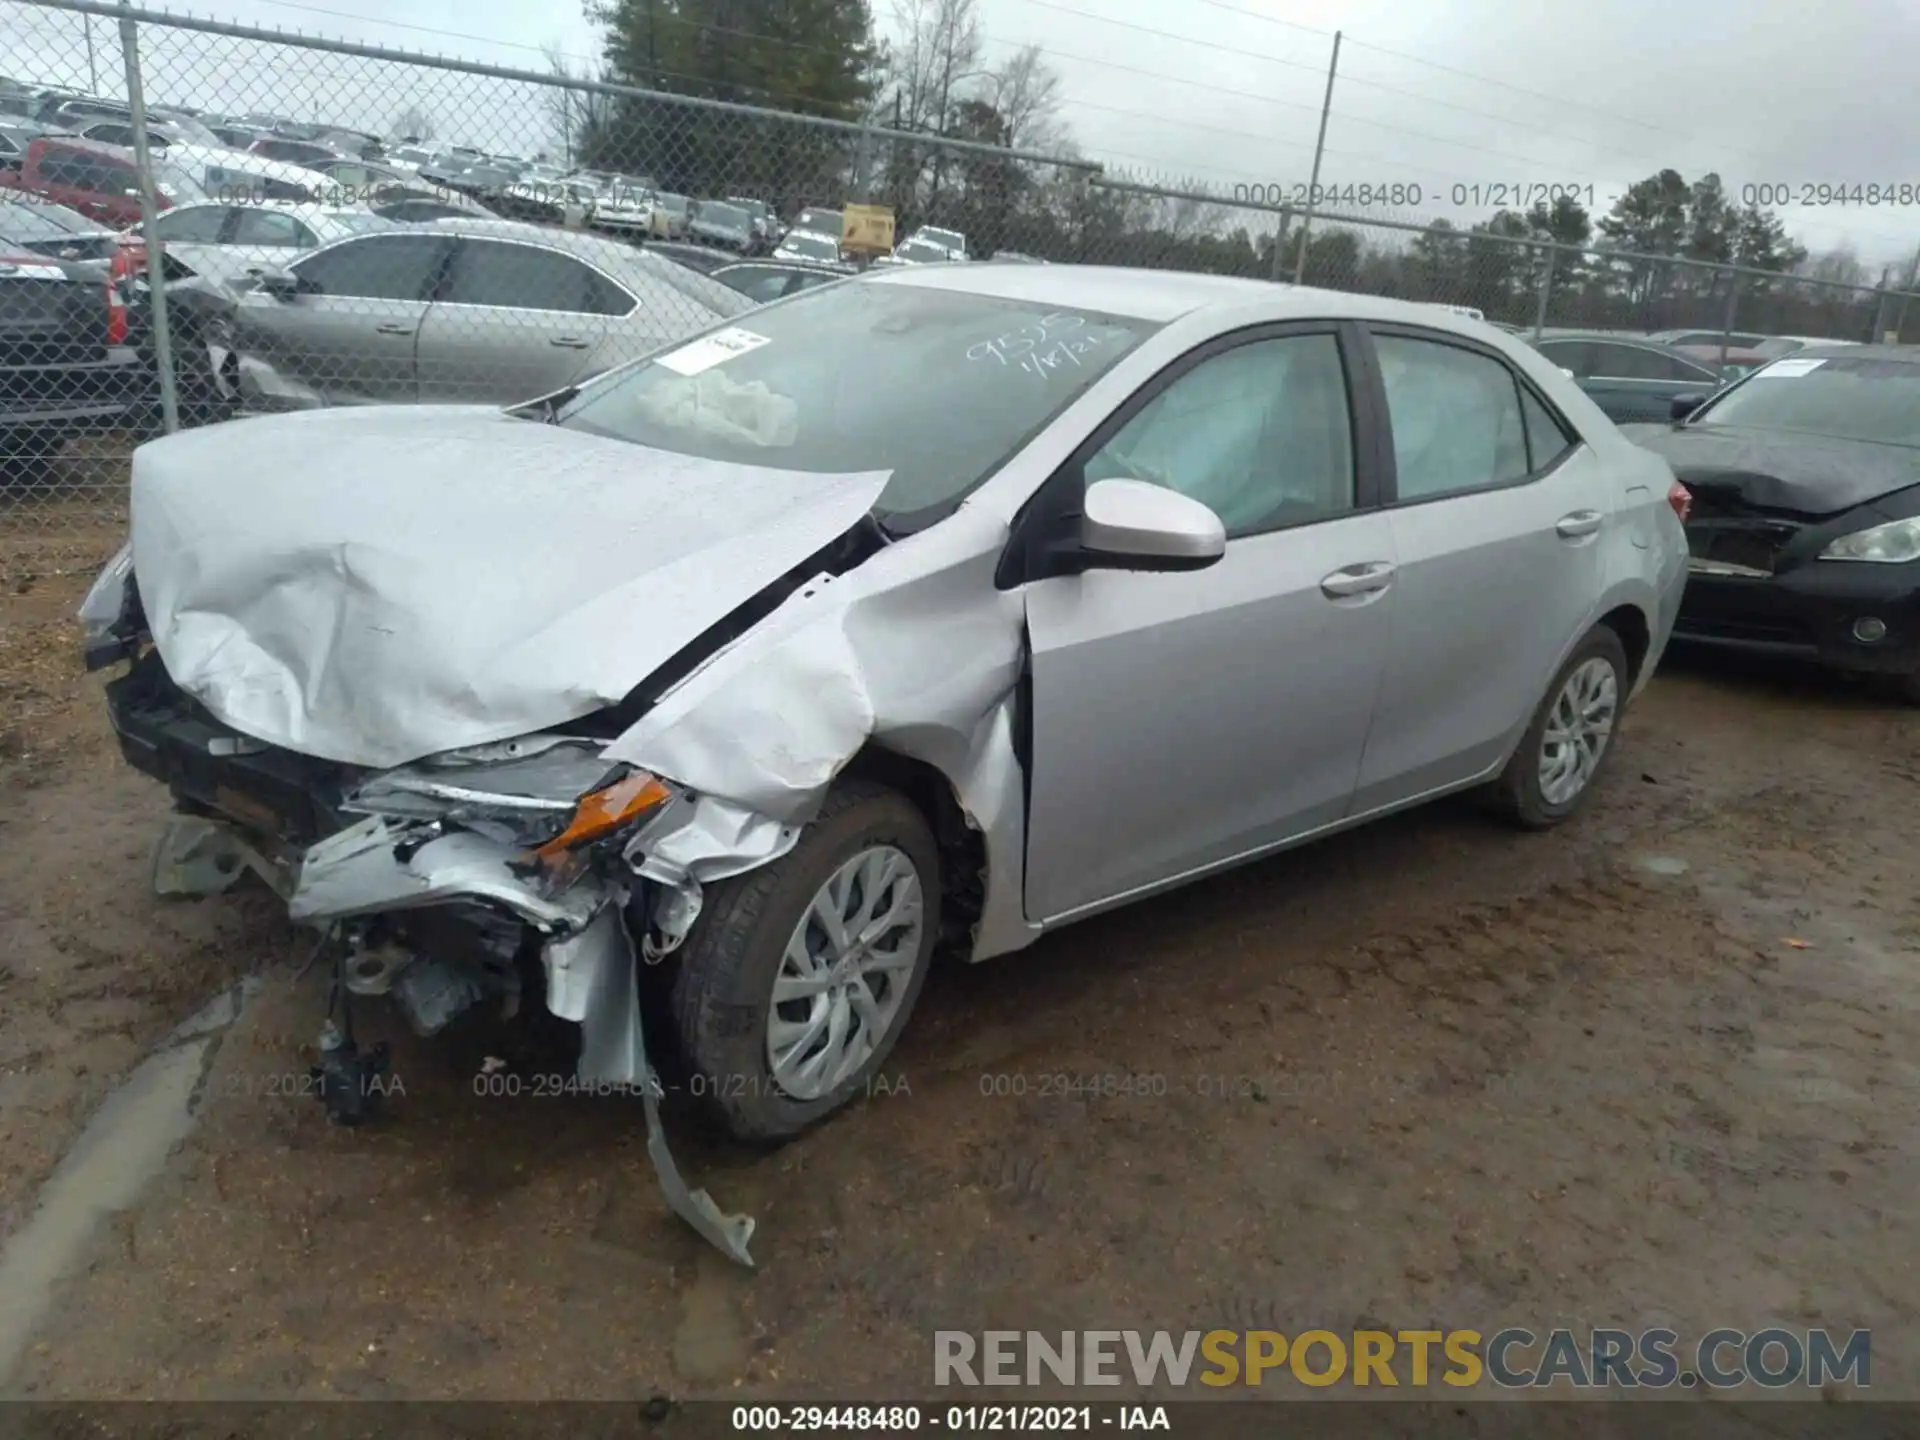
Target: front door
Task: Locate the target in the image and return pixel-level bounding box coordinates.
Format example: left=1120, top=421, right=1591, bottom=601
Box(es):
left=259, top=233, right=452, bottom=402
left=1022, top=326, right=1396, bottom=923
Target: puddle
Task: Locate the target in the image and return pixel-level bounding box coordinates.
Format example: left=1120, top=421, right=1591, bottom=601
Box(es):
left=1636, top=854, right=1690, bottom=877
left=0, top=978, right=257, bottom=1386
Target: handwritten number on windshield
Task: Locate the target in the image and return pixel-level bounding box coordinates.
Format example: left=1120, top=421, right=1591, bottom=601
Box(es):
left=968, top=313, right=1095, bottom=375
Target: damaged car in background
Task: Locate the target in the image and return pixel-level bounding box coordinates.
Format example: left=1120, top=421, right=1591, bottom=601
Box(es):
left=1626, top=346, right=1920, bottom=699
left=79, top=265, right=1687, bottom=1265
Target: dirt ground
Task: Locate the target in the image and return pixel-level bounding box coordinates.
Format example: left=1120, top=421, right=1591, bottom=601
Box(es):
left=1, top=537, right=1917, bottom=1403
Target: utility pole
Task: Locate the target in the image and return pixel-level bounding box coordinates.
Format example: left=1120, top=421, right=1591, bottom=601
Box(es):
left=1292, top=29, right=1340, bottom=287
left=1892, top=240, right=1920, bottom=343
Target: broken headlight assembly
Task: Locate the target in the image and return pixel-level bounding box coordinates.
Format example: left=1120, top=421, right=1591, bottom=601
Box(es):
left=341, top=737, right=677, bottom=881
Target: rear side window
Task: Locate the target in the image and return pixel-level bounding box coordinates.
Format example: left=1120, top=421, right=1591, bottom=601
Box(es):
left=1536, top=340, right=1594, bottom=377
left=153, top=205, right=227, bottom=243
left=720, top=267, right=797, bottom=303
left=292, top=234, right=446, bottom=300
left=1376, top=334, right=1529, bottom=501
left=230, top=208, right=309, bottom=247
left=441, top=239, right=624, bottom=314
left=1518, top=385, right=1577, bottom=471
left=1591, top=343, right=1680, bottom=380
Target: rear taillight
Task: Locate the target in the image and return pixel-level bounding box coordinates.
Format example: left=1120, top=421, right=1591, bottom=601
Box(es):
left=1667, top=481, right=1692, bottom=524
left=105, top=241, right=137, bottom=344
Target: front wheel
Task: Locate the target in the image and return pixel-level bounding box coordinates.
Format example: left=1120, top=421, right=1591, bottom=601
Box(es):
left=668, top=780, right=940, bottom=1141
left=1486, top=624, right=1629, bottom=829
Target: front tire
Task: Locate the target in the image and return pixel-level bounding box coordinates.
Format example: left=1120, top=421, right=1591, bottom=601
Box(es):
left=1487, top=624, right=1629, bottom=829
left=669, top=780, right=940, bottom=1141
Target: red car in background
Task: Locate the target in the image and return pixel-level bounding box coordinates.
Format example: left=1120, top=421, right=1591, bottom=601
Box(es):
left=14, top=135, right=206, bottom=226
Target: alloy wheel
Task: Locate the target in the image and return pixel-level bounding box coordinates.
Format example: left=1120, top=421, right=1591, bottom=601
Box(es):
left=765, top=844, right=926, bottom=1101
left=1537, top=656, right=1619, bottom=807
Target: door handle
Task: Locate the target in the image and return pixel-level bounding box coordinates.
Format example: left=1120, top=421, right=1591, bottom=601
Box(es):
left=1556, top=510, right=1604, bottom=540
left=374, top=322, right=414, bottom=336
left=549, top=336, right=591, bottom=349
left=1320, top=561, right=1396, bottom=599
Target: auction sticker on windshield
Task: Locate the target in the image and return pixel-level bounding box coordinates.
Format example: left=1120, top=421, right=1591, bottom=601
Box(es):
left=654, top=327, right=772, bottom=377
left=1754, top=358, right=1826, bottom=378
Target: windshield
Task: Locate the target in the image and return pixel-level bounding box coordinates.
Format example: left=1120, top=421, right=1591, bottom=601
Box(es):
left=920, top=228, right=963, bottom=250
left=0, top=195, right=98, bottom=238
left=660, top=194, right=688, bottom=215
left=781, top=231, right=839, bottom=261
left=1691, top=356, right=1920, bottom=448
left=699, top=203, right=749, bottom=231
left=897, top=239, right=949, bottom=262
left=154, top=162, right=208, bottom=201
left=555, top=281, right=1157, bottom=522
left=795, top=209, right=841, bottom=234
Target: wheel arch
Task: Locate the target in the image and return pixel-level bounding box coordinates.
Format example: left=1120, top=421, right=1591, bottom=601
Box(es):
left=837, top=743, right=988, bottom=958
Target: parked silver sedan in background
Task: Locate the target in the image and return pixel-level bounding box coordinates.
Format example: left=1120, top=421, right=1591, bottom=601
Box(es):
left=231, top=216, right=752, bottom=408
left=85, top=266, right=1687, bottom=1264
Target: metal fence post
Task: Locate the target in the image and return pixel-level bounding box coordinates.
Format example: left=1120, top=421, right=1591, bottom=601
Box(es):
left=117, top=1, right=179, bottom=435
left=1716, top=271, right=1740, bottom=371
left=1532, top=242, right=1557, bottom=340
left=1269, top=206, right=1292, bottom=282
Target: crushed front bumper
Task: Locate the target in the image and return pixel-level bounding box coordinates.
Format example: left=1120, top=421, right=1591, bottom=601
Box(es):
left=1674, top=557, right=1920, bottom=676
left=102, top=651, right=756, bottom=1267
left=290, top=816, right=755, bottom=1266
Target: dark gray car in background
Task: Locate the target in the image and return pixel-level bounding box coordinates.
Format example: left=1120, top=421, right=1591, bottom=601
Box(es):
left=1531, top=332, right=1722, bottom=425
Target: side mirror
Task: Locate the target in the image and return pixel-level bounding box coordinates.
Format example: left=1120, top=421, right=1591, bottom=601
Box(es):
left=1079, top=478, right=1225, bottom=573
left=254, top=268, right=303, bottom=299
left=1670, top=392, right=1708, bottom=423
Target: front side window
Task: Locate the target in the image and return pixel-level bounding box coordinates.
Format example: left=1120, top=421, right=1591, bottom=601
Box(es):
left=1086, top=333, right=1354, bottom=537
left=558, top=282, right=1159, bottom=522
left=1377, top=334, right=1529, bottom=501
left=292, top=234, right=447, bottom=300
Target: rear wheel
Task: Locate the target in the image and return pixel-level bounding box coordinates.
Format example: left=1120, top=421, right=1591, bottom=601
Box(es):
left=669, top=780, right=939, bottom=1141
left=1487, top=624, right=1629, bottom=829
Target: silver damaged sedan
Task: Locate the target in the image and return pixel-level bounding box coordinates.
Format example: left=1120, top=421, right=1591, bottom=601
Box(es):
left=80, top=265, right=1690, bottom=1264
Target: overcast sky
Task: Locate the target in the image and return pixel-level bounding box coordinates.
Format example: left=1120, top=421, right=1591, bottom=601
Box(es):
left=14, top=0, right=1920, bottom=274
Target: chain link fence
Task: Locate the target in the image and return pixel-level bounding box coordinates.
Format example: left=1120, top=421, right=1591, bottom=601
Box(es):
left=1, top=0, right=1915, bottom=567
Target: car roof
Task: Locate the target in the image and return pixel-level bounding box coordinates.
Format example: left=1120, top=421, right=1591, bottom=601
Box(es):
left=716, top=258, right=851, bottom=274
left=422, top=216, right=651, bottom=265
left=1787, top=344, right=1920, bottom=364
left=867, top=262, right=1509, bottom=327
left=31, top=133, right=135, bottom=160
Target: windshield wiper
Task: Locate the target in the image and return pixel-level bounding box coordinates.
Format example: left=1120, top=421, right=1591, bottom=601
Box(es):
left=507, top=382, right=583, bottom=425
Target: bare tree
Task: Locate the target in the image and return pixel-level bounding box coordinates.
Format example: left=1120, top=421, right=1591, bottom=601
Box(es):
left=391, top=105, right=436, bottom=142
left=542, top=42, right=610, bottom=169
left=884, top=0, right=981, bottom=213
left=1798, top=243, right=1870, bottom=289
left=980, top=44, right=1062, bottom=153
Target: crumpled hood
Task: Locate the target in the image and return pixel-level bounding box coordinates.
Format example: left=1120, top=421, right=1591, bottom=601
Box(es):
left=131, top=405, right=888, bottom=768
left=1622, top=422, right=1920, bottom=516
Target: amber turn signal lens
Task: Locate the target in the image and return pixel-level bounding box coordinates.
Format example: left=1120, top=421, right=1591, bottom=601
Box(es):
left=533, top=771, right=671, bottom=858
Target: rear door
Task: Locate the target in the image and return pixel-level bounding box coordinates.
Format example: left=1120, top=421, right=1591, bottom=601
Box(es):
left=415, top=238, right=631, bottom=404
left=246, top=232, right=450, bottom=402
left=1350, top=326, right=1607, bottom=811
left=1022, top=323, right=1397, bottom=922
